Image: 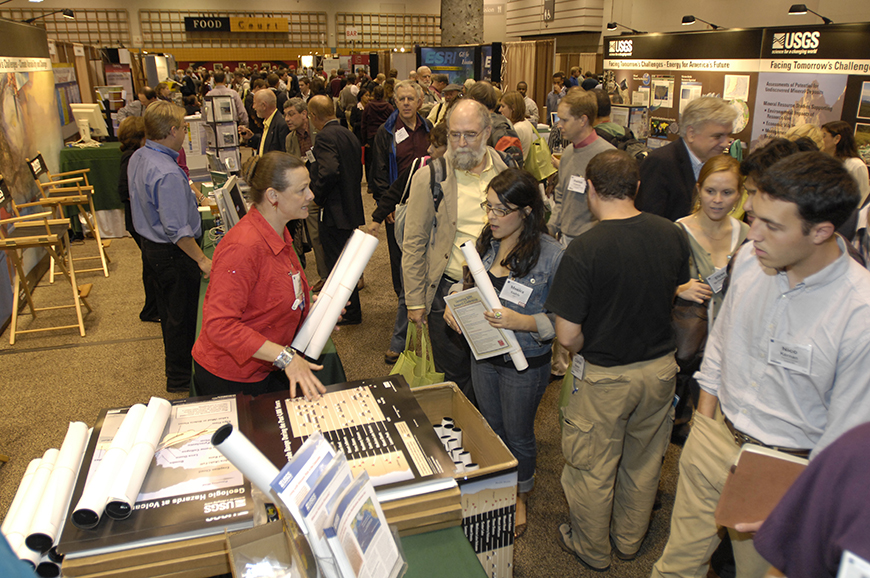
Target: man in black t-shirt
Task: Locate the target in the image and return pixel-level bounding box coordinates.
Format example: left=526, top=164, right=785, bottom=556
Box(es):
left=546, top=149, right=690, bottom=571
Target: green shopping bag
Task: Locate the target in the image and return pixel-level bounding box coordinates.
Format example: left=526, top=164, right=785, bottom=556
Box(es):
left=390, top=322, right=445, bottom=388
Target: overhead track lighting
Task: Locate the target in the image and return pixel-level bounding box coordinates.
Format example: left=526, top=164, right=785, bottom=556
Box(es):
left=23, top=8, right=74, bottom=23
left=681, top=15, right=722, bottom=30
left=788, top=4, right=833, bottom=24
left=606, top=21, right=644, bottom=34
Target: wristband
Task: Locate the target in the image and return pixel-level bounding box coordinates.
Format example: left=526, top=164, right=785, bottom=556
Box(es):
left=273, top=346, right=296, bottom=370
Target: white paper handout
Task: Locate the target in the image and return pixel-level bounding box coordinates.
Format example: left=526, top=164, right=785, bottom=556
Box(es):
left=445, top=288, right=514, bottom=360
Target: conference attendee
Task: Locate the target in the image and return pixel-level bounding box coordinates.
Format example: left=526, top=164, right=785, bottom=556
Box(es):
left=546, top=149, right=689, bottom=572
left=192, top=152, right=328, bottom=400
left=581, top=76, right=599, bottom=91
left=299, top=76, right=311, bottom=102
left=672, top=155, right=749, bottom=435
left=329, top=69, right=345, bottom=98
left=784, top=123, right=824, bottom=151
left=635, top=97, right=737, bottom=221
left=266, top=73, right=288, bottom=113
left=205, top=70, right=249, bottom=126
left=116, top=88, right=155, bottom=122
left=444, top=168, right=563, bottom=538
left=308, top=95, right=365, bottom=325
left=180, top=68, right=196, bottom=97
left=517, top=81, right=539, bottom=125
left=427, top=83, right=461, bottom=126
left=548, top=90, right=614, bottom=242
left=371, top=80, right=432, bottom=363
left=416, top=65, right=436, bottom=116
left=361, top=86, right=395, bottom=182
left=129, top=101, right=212, bottom=393
left=430, top=73, right=448, bottom=101
left=566, top=66, right=581, bottom=88
left=403, top=99, right=512, bottom=403
left=338, top=73, right=358, bottom=113
left=822, top=120, right=870, bottom=207
left=739, top=138, right=802, bottom=225
left=651, top=152, right=870, bottom=578
left=348, top=87, right=369, bottom=151
left=117, top=116, right=159, bottom=324
left=591, top=89, right=626, bottom=142
left=155, top=82, right=173, bottom=102
left=546, top=72, right=567, bottom=126
left=499, top=91, right=534, bottom=163
left=239, top=89, right=289, bottom=155
left=467, top=81, right=523, bottom=165
left=283, top=97, right=325, bottom=286
left=752, top=422, right=870, bottom=578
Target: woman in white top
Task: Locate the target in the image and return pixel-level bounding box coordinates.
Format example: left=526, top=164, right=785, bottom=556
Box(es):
left=499, top=90, right=535, bottom=163
left=822, top=120, right=870, bottom=208
left=676, top=155, right=749, bottom=324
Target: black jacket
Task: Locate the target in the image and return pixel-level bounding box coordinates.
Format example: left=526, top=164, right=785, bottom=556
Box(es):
left=260, top=111, right=290, bottom=154
left=636, top=137, right=696, bottom=221
left=311, top=119, right=364, bottom=230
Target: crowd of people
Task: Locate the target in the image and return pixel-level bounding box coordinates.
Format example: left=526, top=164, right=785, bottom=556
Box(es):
left=113, top=60, right=870, bottom=578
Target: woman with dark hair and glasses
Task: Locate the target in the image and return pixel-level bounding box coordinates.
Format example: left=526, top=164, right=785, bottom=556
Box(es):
left=821, top=120, right=870, bottom=207
left=444, top=167, right=563, bottom=537
left=192, top=151, right=329, bottom=400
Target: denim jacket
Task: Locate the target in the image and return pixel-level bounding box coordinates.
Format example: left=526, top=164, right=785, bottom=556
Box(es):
left=477, top=234, right=564, bottom=358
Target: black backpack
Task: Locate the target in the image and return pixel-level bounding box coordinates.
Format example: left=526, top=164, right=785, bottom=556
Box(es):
left=595, top=127, right=651, bottom=161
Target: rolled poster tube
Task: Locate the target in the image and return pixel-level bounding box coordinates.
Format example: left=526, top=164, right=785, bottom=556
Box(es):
left=1, top=458, right=41, bottom=537
left=27, top=422, right=89, bottom=552
left=291, top=229, right=367, bottom=351
left=460, top=241, right=528, bottom=371
left=105, top=397, right=172, bottom=520
left=294, top=230, right=378, bottom=359
left=4, top=450, right=57, bottom=560
left=72, top=404, right=146, bottom=529
left=211, top=424, right=279, bottom=497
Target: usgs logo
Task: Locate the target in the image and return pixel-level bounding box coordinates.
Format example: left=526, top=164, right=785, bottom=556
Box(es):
left=609, top=39, right=633, bottom=56
left=772, top=31, right=820, bottom=53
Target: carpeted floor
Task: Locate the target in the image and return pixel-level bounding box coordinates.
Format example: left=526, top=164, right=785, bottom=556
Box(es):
left=0, top=191, right=686, bottom=577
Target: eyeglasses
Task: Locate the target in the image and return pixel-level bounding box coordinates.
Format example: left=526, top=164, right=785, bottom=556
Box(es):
left=480, top=201, right=518, bottom=218
left=448, top=131, right=483, bottom=143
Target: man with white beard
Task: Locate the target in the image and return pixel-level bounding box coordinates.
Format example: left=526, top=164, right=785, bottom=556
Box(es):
left=403, top=99, right=513, bottom=403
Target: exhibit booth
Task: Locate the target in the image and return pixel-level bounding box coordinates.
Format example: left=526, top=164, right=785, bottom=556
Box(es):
left=603, top=22, right=870, bottom=158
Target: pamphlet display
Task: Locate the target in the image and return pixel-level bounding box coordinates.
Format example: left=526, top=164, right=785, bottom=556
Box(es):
left=202, top=94, right=241, bottom=175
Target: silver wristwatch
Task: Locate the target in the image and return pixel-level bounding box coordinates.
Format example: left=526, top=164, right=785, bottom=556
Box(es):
left=273, top=346, right=296, bottom=370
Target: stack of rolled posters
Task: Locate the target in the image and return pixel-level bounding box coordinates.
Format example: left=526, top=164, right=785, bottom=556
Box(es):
left=292, top=229, right=378, bottom=359
left=459, top=241, right=528, bottom=371
left=106, top=397, right=172, bottom=520
left=2, top=456, right=46, bottom=567
left=26, top=422, right=90, bottom=554
left=211, top=423, right=279, bottom=497
left=433, top=418, right=479, bottom=475
left=72, top=403, right=146, bottom=529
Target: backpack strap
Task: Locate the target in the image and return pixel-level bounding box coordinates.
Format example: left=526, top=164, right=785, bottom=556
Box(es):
left=430, top=156, right=448, bottom=211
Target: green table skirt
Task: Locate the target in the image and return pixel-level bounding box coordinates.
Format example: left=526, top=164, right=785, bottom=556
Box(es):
left=59, top=142, right=124, bottom=211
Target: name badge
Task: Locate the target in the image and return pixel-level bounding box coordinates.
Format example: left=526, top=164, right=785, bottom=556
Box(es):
left=499, top=278, right=533, bottom=307
left=707, top=267, right=727, bottom=293
left=305, top=149, right=315, bottom=164
left=567, top=175, right=587, bottom=194
left=767, top=338, right=812, bottom=375
left=571, top=354, right=586, bottom=382
left=291, top=272, right=304, bottom=311
left=395, top=127, right=409, bottom=144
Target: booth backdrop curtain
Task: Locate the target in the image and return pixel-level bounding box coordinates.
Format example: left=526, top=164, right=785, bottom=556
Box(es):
left=503, top=39, right=554, bottom=123
left=579, top=53, right=597, bottom=77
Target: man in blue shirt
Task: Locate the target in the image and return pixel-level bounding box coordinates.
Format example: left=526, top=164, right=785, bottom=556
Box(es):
left=129, top=101, right=212, bottom=393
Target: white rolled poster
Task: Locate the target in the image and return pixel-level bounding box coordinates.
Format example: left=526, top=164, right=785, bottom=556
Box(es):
left=26, top=421, right=89, bottom=552
left=460, top=241, right=529, bottom=370
left=1, top=458, right=40, bottom=538
left=211, top=423, right=279, bottom=497
left=106, top=397, right=172, bottom=520
left=72, top=403, right=146, bottom=529
left=292, top=229, right=378, bottom=359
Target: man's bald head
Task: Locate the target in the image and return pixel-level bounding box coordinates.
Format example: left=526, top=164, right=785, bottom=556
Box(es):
left=308, top=94, right=336, bottom=130
left=253, top=89, right=277, bottom=119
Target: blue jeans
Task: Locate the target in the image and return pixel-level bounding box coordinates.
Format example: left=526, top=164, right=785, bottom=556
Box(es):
left=389, top=290, right=408, bottom=354
left=471, top=359, right=550, bottom=492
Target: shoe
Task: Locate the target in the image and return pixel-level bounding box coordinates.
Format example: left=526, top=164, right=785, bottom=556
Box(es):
left=311, top=279, right=325, bottom=293
left=557, top=523, right=610, bottom=572
left=384, top=350, right=401, bottom=365
left=166, top=385, right=189, bottom=394
left=357, top=275, right=365, bottom=290
left=336, top=317, right=362, bottom=326
left=139, top=316, right=160, bottom=323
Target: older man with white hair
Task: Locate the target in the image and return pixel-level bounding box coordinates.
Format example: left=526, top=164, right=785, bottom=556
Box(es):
left=403, top=99, right=512, bottom=403
left=635, top=97, right=738, bottom=221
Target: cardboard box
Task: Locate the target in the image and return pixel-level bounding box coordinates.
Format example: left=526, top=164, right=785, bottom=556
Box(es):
left=381, top=484, right=462, bottom=536
left=413, top=382, right=518, bottom=578
left=226, top=521, right=296, bottom=578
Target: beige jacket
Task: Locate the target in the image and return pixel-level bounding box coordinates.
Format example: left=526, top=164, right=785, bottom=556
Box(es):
left=402, top=147, right=509, bottom=313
